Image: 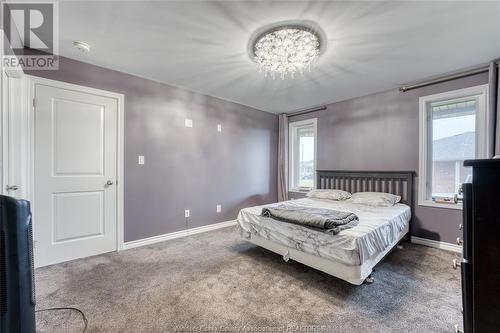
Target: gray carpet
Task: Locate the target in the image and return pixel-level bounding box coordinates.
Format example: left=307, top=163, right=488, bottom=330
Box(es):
left=35, top=226, right=462, bottom=333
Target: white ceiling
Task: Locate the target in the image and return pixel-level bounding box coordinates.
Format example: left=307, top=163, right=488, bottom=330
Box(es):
left=56, top=1, right=500, bottom=113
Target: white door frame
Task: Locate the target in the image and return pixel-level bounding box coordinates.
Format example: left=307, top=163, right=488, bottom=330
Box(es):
left=26, top=75, right=125, bottom=259
left=2, top=68, right=28, bottom=198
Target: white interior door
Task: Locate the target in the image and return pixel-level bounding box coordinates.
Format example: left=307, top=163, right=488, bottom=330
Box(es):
left=34, top=82, right=118, bottom=267
left=1, top=70, right=29, bottom=199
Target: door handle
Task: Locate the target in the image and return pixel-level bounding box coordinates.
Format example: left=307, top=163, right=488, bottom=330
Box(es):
left=5, top=185, right=19, bottom=192
left=106, top=180, right=114, bottom=186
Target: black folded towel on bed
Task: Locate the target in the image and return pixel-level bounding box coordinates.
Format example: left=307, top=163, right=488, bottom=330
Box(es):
left=261, top=204, right=359, bottom=235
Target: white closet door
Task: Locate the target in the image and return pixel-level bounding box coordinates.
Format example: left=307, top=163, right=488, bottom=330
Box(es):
left=34, top=83, right=118, bottom=267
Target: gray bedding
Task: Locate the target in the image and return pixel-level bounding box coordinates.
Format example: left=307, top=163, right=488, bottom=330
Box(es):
left=261, top=204, right=359, bottom=235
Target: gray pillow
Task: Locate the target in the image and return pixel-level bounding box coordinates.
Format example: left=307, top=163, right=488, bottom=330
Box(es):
left=306, top=189, right=352, bottom=201
left=349, top=192, right=401, bottom=207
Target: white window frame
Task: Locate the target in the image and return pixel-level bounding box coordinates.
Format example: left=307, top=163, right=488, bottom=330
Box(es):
left=418, top=84, right=489, bottom=210
left=289, top=118, right=317, bottom=192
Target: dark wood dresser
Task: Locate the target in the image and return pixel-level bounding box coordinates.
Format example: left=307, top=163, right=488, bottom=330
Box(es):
left=461, top=159, right=500, bottom=332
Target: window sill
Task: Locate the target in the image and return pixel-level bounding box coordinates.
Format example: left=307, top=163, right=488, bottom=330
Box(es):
left=418, top=200, right=463, bottom=210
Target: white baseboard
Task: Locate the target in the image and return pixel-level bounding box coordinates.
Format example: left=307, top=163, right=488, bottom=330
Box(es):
left=122, top=220, right=237, bottom=250
left=123, top=223, right=461, bottom=254
left=411, top=236, right=462, bottom=253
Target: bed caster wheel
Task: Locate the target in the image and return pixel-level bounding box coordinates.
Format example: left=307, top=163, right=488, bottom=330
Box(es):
left=283, top=250, right=290, bottom=262
left=365, top=276, right=375, bottom=284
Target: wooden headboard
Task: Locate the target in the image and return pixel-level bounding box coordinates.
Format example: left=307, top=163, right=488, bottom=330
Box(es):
left=316, top=170, right=415, bottom=207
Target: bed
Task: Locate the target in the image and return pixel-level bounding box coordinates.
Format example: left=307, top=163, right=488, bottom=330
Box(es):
left=236, top=170, right=414, bottom=285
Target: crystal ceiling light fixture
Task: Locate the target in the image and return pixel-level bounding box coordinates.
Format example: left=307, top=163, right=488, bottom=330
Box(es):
left=251, top=24, right=321, bottom=80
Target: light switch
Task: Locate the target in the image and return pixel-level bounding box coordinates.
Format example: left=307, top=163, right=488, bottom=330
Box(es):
left=138, top=155, right=145, bottom=165
left=185, top=118, right=193, bottom=128
left=216, top=204, right=222, bottom=213
left=217, top=124, right=222, bottom=132
left=185, top=209, right=190, bottom=218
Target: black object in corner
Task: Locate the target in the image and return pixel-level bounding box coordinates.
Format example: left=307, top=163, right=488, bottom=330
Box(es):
left=461, top=159, right=500, bottom=332
left=0, top=195, right=36, bottom=333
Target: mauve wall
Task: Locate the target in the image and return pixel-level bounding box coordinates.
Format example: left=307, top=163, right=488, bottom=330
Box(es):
left=26, top=56, right=278, bottom=242
left=289, top=72, right=488, bottom=244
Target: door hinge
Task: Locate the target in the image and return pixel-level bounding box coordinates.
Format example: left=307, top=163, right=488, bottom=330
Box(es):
left=32, top=98, right=36, bottom=108
left=5, top=184, right=19, bottom=191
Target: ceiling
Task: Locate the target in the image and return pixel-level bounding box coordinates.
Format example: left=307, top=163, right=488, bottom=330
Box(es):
left=52, top=1, right=500, bottom=113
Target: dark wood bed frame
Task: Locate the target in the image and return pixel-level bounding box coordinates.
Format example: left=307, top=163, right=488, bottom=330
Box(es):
left=316, top=170, right=415, bottom=240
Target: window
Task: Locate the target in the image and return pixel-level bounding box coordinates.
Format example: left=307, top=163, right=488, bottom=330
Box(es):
left=419, top=85, right=489, bottom=209
left=289, top=119, right=317, bottom=191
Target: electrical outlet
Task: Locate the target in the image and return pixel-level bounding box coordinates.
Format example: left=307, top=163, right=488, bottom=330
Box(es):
left=138, top=155, right=145, bottom=165
left=217, top=124, right=222, bottom=132
left=185, top=118, right=193, bottom=128
left=216, top=204, right=222, bottom=213
left=184, top=209, right=190, bottom=218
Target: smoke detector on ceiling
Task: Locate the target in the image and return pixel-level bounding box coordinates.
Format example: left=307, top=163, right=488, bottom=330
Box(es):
left=72, top=41, right=91, bottom=53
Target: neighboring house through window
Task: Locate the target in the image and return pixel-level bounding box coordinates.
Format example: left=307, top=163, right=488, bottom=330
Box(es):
left=419, top=85, right=489, bottom=209
left=289, top=118, right=317, bottom=191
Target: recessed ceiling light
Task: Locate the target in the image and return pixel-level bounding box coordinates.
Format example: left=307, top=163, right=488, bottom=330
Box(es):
left=72, top=41, right=91, bottom=53
left=251, top=24, right=321, bottom=80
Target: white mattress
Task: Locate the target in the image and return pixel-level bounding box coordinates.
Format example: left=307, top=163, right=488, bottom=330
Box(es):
left=237, top=198, right=411, bottom=266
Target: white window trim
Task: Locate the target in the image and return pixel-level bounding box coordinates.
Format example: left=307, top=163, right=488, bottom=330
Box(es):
left=289, top=118, right=317, bottom=192
left=418, top=84, right=489, bottom=210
